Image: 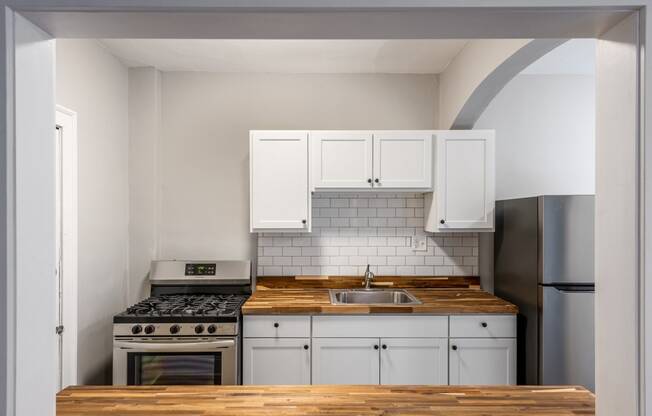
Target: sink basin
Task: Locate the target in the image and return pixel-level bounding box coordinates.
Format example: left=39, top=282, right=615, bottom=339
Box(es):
left=329, top=289, right=421, bottom=305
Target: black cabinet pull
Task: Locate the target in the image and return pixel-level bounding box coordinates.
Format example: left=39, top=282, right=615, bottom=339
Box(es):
left=374, top=178, right=380, bottom=183
left=381, top=344, right=387, bottom=350
left=481, top=322, right=488, bottom=328
left=440, top=219, right=445, bottom=224
left=373, top=345, right=379, bottom=350
left=303, top=345, right=309, bottom=350
left=273, top=322, right=279, bottom=328
left=451, top=345, right=458, bottom=351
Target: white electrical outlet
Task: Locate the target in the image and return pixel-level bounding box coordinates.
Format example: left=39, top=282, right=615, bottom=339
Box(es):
left=412, top=235, right=428, bottom=252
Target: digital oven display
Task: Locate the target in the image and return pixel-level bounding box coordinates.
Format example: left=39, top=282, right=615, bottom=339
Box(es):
left=185, top=263, right=216, bottom=276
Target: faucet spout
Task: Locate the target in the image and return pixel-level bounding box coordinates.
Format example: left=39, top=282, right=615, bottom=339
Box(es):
left=363, top=264, right=375, bottom=289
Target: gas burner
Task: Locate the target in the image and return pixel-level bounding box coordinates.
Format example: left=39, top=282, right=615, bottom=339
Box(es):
left=114, top=293, right=249, bottom=323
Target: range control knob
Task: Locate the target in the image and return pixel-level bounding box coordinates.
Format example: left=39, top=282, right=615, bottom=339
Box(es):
left=144, top=325, right=155, bottom=335
left=131, top=325, right=142, bottom=335
left=195, top=325, right=205, bottom=334
left=169, top=324, right=180, bottom=335
left=207, top=324, right=217, bottom=334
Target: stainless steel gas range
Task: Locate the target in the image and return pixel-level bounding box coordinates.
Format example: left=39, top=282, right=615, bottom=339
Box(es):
left=112, top=260, right=251, bottom=386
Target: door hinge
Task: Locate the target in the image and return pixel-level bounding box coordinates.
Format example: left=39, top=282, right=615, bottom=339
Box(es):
left=55, top=325, right=64, bottom=335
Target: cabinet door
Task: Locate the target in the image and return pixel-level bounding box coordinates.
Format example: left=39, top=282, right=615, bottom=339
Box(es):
left=312, top=131, right=373, bottom=188
left=250, top=131, right=310, bottom=232
left=243, top=338, right=311, bottom=385
left=379, top=338, right=448, bottom=385
left=435, top=130, right=495, bottom=230
left=373, top=132, right=433, bottom=189
left=449, top=338, right=516, bottom=385
left=312, top=338, right=379, bottom=384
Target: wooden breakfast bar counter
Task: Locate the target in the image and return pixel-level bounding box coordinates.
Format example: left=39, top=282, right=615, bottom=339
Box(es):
left=57, top=385, right=595, bottom=415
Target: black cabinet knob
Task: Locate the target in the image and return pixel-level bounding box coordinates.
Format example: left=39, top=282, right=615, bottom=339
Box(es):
left=374, top=178, right=380, bottom=183
left=301, top=219, right=307, bottom=224
left=367, top=178, right=372, bottom=183
left=481, top=322, right=488, bottom=328
left=273, top=322, right=279, bottom=328
left=440, top=219, right=445, bottom=224
left=451, top=345, right=458, bottom=351
left=381, top=344, right=387, bottom=350
left=374, top=345, right=379, bottom=350
left=303, top=345, right=309, bottom=350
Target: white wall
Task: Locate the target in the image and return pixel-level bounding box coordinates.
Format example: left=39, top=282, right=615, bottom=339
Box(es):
left=157, top=72, right=438, bottom=262
left=475, top=73, right=595, bottom=199
left=595, top=14, right=640, bottom=415
left=13, top=13, right=56, bottom=416
left=56, top=39, right=129, bottom=384
left=128, top=67, right=160, bottom=304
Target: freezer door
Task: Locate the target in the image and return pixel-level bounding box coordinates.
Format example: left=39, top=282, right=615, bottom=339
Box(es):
left=540, top=286, right=595, bottom=391
left=539, top=195, right=594, bottom=285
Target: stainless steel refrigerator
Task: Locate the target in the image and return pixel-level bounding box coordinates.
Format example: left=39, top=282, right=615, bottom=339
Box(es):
left=494, top=195, right=594, bottom=391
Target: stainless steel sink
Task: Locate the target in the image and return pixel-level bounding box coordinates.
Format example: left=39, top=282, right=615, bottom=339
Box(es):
left=329, top=289, right=421, bottom=305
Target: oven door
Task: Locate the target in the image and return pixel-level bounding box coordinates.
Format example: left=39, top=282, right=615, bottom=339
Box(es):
left=113, top=338, right=236, bottom=386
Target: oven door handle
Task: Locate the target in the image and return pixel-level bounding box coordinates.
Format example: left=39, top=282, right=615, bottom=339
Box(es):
left=114, top=339, right=235, bottom=351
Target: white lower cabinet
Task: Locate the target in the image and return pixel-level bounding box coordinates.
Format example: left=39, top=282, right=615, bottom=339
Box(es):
left=312, top=338, right=380, bottom=385
left=380, top=338, right=448, bottom=385
left=243, top=314, right=517, bottom=386
left=243, top=338, right=311, bottom=385
left=448, top=338, right=517, bottom=385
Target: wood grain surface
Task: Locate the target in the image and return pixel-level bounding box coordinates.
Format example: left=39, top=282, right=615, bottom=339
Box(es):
left=242, top=288, right=517, bottom=314
left=57, top=385, right=595, bottom=415
left=256, top=275, right=481, bottom=290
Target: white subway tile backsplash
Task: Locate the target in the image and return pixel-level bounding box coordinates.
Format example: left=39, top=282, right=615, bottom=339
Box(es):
left=301, top=246, right=320, bottom=256
left=257, top=193, right=478, bottom=276
left=283, top=247, right=302, bottom=256
left=263, top=247, right=283, bottom=256
left=369, top=198, right=388, bottom=208
left=339, top=247, right=358, bottom=256
left=377, top=208, right=396, bottom=217
left=396, top=208, right=414, bottom=217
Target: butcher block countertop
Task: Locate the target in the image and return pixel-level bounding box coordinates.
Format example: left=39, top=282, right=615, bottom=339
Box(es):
left=243, top=276, right=516, bottom=314
left=57, top=385, right=594, bottom=415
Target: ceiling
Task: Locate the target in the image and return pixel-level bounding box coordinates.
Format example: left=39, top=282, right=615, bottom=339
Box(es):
left=100, top=39, right=468, bottom=74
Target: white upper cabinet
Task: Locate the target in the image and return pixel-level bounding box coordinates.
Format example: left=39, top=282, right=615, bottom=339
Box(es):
left=426, top=130, right=495, bottom=232
left=312, top=131, right=433, bottom=191
left=250, top=130, right=311, bottom=232
left=312, top=131, right=373, bottom=189
left=373, top=132, right=433, bottom=189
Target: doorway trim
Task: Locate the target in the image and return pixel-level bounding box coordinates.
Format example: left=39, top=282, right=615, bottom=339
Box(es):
left=54, top=105, right=78, bottom=390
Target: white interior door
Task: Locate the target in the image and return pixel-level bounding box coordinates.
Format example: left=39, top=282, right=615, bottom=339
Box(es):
left=312, top=131, right=373, bottom=188
left=54, top=107, right=78, bottom=391
left=436, top=130, right=495, bottom=230
left=312, top=338, right=380, bottom=384
left=380, top=338, right=448, bottom=385
left=372, top=132, right=433, bottom=189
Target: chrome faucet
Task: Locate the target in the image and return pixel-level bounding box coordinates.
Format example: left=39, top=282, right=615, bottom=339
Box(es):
left=363, top=264, right=375, bottom=289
